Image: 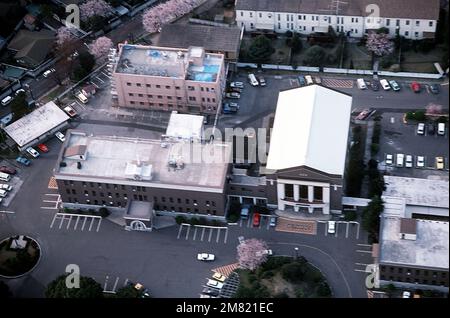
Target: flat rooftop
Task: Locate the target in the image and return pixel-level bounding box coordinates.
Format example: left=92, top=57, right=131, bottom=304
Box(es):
left=380, top=217, right=449, bottom=269
left=4, top=101, right=69, bottom=147
left=383, top=176, right=449, bottom=209
left=55, top=131, right=231, bottom=191
left=165, top=112, right=204, bottom=140
left=115, top=44, right=223, bottom=83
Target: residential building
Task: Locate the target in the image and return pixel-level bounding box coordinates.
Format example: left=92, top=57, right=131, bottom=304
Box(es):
left=235, top=0, right=440, bottom=40
left=54, top=130, right=232, bottom=226
left=157, top=24, right=243, bottom=64
left=7, top=29, right=55, bottom=68
left=374, top=176, right=449, bottom=291
left=112, top=44, right=225, bottom=115
left=4, top=101, right=70, bottom=151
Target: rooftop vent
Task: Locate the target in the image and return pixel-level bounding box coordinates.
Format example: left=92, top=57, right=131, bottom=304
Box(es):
left=77, top=162, right=82, bottom=169
left=399, top=218, right=417, bottom=241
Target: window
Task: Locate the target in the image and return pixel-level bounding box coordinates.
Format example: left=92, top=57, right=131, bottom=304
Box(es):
left=130, top=101, right=135, bottom=104
left=405, top=31, right=409, bottom=36
left=277, top=14, right=280, bottom=21
left=188, top=86, right=195, bottom=91
left=126, top=82, right=131, bottom=86
left=66, top=189, right=70, bottom=194
left=415, top=32, right=419, bottom=37
left=355, top=18, right=358, bottom=23
left=92, top=191, right=96, bottom=196
left=136, top=83, right=141, bottom=87
left=147, top=94, right=153, bottom=98
left=259, top=13, right=262, bottom=18
left=278, top=23, right=281, bottom=29
left=396, top=19, right=400, bottom=26
left=416, top=21, right=420, bottom=26
left=188, top=96, right=196, bottom=101
left=429, top=21, right=433, bottom=27
left=169, top=197, right=174, bottom=203
left=100, top=193, right=105, bottom=198
left=156, top=85, right=161, bottom=88
left=162, top=197, right=166, bottom=202
left=312, top=27, right=315, bottom=32
left=185, top=199, right=190, bottom=204
left=128, top=93, right=134, bottom=96
left=212, top=98, right=215, bottom=103
left=177, top=198, right=181, bottom=203
left=157, top=95, right=162, bottom=99
left=240, top=11, right=243, bottom=17
left=177, top=97, right=182, bottom=100
left=311, top=16, right=314, bottom=21
left=175, top=86, right=181, bottom=90
left=386, top=18, right=390, bottom=26
left=108, top=192, right=112, bottom=198
left=165, top=85, right=171, bottom=89
left=406, top=20, right=410, bottom=25
left=298, top=15, right=301, bottom=20
left=249, top=12, right=252, bottom=18
left=202, top=97, right=205, bottom=102
left=138, top=94, right=143, bottom=97
left=146, top=84, right=151, bottom=87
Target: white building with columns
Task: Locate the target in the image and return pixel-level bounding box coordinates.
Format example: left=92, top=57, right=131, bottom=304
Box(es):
left=235, top=0, right=440, bottom=40
left=264, top=85, right=352, bottom=215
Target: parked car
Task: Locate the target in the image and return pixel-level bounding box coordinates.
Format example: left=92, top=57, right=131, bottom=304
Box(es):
left=356, top=78, right=367, bottom=89
left=252, top=212, right=261, bottom=227
left=26, top=147, right=40, bottom=158
left=43, top=68, right=56, bottom=78
left=0, top=184, right=12, bottom=191
left=132, top=282, right=151, bottom=298
left=402, top=291, right=411, bottom=298
left=16, top=156, right=31, bottom=166
left=197, top=253, right=215, bottom=261
left=206, top=279, right=223, bottom=289
left=222, top=103, right=238, bottom=114
left=63, top=105, right=77, bottom=117
left=405, top=155, right=413, bottom=168
left=380, top=79, right=391, bottom=90
left=410, top=81, right=420, bottom=93
left=269, top=216, right=277, bottom=227
left=389, top=80, right=401, bottom=91
left=240, top=205, right=250, bottom=219
left=0, top=166, right=17, bottom=175
left=417, top=123, right=425, bottom=135
left=436, top=157, right=444, bottom=169
left=15, top=89, right=26, bottom=96
left=416, top=156, right=425, bottom=168
left=430, top=84, right=440, bottom=94
left=313, top=76, right=322, bottom=84
left=258, top=76, right=267, bottom=86
left=70, top=50, right=79, bottom=59
left=212, top=272, right=226, bottom=282
left=248, top=73, right=259, bottom=86
left=0, top=190, right=7, bottom=198
left=203, top=115, right=210, bottom=125
left=55, top=131, right=66, bottom=142
left=1, top=96, right=13, bottom=106
left=305, top=75, right=314, bottom=85
left=385, top=154, right=393, bottom=165
left=227, top=102, right=239, bottom=110
left=225, top=92, right=240, bottom=99
left=37, top=144, right=49, bottom=153
left=298, top=75, right=306, bottom=86
left=230, top=81, right=244, bottom=88
left=228, top=87, right=242, bottom=94
left=202, top=287, right=220, bottom=296
left=355, top=108, right=375, bottom=121
left=371, top=81, right=380, bottom=91
left=438, top=123, right=445, bottom=136
left=328, top=221, right=336, bottom=234
left=396, top=154, right=404, bottom=167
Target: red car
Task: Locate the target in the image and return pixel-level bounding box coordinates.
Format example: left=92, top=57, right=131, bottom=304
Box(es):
left=410, top=82, right=420, bottom=93
left=37, top=144, right=49, bottom=153
left=253, top=213, right=261, bottom=227
left=0, top=166, right=17, bottom=175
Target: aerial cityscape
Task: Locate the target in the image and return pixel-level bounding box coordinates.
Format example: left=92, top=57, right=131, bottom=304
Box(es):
left=0, top=0, right=448, bottom=303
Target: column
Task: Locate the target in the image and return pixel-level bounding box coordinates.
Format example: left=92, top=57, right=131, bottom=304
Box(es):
left=239, top=197, right=243, bottom=204
left=322, top=187, right=330, bottom=215
left=293, top=185, right=300, bottom=201
left=308, top=185, right=314, bottom=203
left=277, top=183, right=285, bottom=210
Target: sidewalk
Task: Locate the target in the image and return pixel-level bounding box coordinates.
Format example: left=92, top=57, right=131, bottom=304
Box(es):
left=361, top=120, right=374, bottom=198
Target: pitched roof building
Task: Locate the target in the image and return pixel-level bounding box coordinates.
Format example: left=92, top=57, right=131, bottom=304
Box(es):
left=7, top=29, right=55, bottom=67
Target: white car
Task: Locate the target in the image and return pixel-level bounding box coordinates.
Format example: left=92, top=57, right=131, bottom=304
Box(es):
left=357, top=78, right=367, bottom=89
left=389, top=80, right=401, bottom=91
left=402, top=291, right=411, bottom=298
left=43, top=68, right=56, bottom=78
left=206, top=279, right=223, bottom=289
left=55, top=131, right=66, bottom=142
left=225, top=92, right=240, bottom=99
left=416, top=156, right=425, bottom=168
left=230, top=82, right=244, bottom=88
left=197, top=253, right=215, bottom=261
left=26, top=147, right=39, bottom=158
left=212, top=272, right=226, bottom=282
left=0, top=184, right=12, bottom=191
left=0, top=189, right=7, bottom=198
left=380, top=79, right=391, bottom=91
left=15, top=89, right=26, bottom=96
left=327, top=221, right=336, bottom=234
left=396, top=154, right=404, bottom=167
left=405, top=155, right=413, bottom=168
left=305, top=75, right=314, bottom=85
left=385, top=154, right=393, bottom=165
left=417, top=123, right=425, bottom=135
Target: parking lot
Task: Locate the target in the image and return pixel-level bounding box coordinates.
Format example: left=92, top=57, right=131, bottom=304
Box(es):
left=177, top=224, right=229, bottom=244
left=377, top=112, right=448, bottom=178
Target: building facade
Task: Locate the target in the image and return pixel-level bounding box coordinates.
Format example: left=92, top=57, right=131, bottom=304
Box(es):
left=235, top=0, right=440, bottom=40
left=112, top=45, right=226, bottom=115
left=54, top=130, right=232, bottom=220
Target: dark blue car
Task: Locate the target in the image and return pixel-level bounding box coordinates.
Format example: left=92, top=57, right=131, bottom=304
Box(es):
left=298, top=75, right=306, bottom=86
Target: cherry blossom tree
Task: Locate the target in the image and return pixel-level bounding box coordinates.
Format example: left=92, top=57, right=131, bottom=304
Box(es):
left=56, top=27, right=75, bottom=50
left=142, top=0, right=202, bottom=33
left=237, top=238, right=269, bottom=271
left=80, top=0, right=113, bottom=22
left=426, top=103, right=443, bottom=115
left=366, top=32, right=395, bottom=57
left=89, top=36, right=113, bottom=59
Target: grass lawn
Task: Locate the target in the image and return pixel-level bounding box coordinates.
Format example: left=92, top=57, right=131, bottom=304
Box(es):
left=236, top=256, right=332, bottom=298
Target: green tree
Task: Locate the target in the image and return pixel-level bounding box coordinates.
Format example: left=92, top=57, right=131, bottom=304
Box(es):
left=247, top=35, right=275, bottom=63
left=281, top=262, right=306, bottom=283
left=116, top=285, right=141, bottom=298
left=289, top=33, right=303, bottom=53
left=303, top=45, right=327, bottom=66
left=45, top=274, right=103, bottom=298
left=10, top=92, right=29, bottom=122
left=79, top=51, right=96, bottom=73
left=362, top=196, right=384, bottom=241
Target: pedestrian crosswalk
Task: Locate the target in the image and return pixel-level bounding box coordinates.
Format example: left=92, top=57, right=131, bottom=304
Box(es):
left=41, top=194, right=61, bottom=210
left=50, top=212, right=102, bottom=232
left=212, top=263, right=239, bottom=278
left=177, top=224, right=228, bottom=244
left=322, top=78, right=354, bottom=88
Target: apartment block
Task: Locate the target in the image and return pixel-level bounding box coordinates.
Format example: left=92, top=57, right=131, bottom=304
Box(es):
left=235, top=0, right=440, bottom=40
left=112, top=44, right=226, bottom=115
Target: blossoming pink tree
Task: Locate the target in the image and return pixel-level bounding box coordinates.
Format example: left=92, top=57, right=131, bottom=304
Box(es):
left=366, top=32, right=395, bottom=57
left=89, top=36, right=113, bottom=59
left=426, top=103, right=443, bottom=115
left=56, top=27, right=75, bottom=50
left=142, top=0, right=202, bottom=33
left=80, top=0, right=113, bottom=22
left=237, top=238, right=269, bottom=271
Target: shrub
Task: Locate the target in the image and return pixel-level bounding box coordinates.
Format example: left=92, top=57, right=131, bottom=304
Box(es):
left=294, top=287, right=305, bottom=298
left=261, top=256, right=292, bottom=271
left=370, top=143, right=379, bottom=156
left=274, top=292, right=289, bottom=298
left=99, top=207, right=110, bottom=218
left=175, top=215, right=186, bottom=225
left=260, top=270, right=274, bottom=279
left=227, top=213, right=239, bottom=223
left=344, top=210, right=357, bottom=221
left=281, top=262, right=305, bottom=283
left=317, top=282, right=332, bottom=297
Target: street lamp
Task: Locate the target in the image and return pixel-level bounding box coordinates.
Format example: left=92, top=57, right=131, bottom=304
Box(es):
left=294, top=247, right=299, bottom=260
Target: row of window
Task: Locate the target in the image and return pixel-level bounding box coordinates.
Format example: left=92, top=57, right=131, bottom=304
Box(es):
left=128, top=101, right=217, bottom=109
left=127, top=93, right=216, bottom=103
left=381, top=266, right=446, bottom=278
left=240, top=11, right=433, bottom=28
left=380, top=275, right=447, bottom=286
left=125, top=82, right=216, bottom=92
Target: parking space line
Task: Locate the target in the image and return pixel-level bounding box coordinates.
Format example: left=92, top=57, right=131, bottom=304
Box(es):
left=96, top=218, right=102, bottom=232
left=335, top=223, right=338, bottom=237
left=357, top=250, right=372, bottom=254
left=88, top=218, right=95, bottom=231
left=345, top=222, right=349, bottom=238
left=216, top=229, right=220, bottom=243
left=357, top=243, right=372, bottom=247
left=123, top=278, right=129, bottom=287
left=355, top=262, right=370, bottom=266
left=324, top=223, right=327, bottom=236
left=185, top=226, right=190, bottom=240
left=112, top=277, right=119, bottom=292
left=223, top=228, right=228, bottom=244
left=193, top=227, right=197, bottom=241
left=201, top=227, right=205, bottom=241
left=74, top=216, right=80, bottom=230
left=50, top=213, right=58, bottom=228
left=81, top=217, right=87, bottom=231
left=354, top=269, right=369, bottom=273
left=66, top=215, right=73, bottom=229
left=177, top=225, right=183, bottom=239
left=208, top=228, right=213, bottom=242
left=103, top=275, right=109, bottom=291
left=58, top=215, right=65, bottom=229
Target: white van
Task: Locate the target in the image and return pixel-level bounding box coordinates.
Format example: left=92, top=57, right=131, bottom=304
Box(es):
left=357, top=78, right=367, bottom=89
left=0, top=172, right=11, bottom=182
left=438, top=123, right=445, bottom=135
left=380, top=79, right=391, bottom=90
left=396, top=154, right=404, bottom=167
left=248, top=73, right=259, bottom=86
left=0, top=189, right=7, bottom=198
left=305, top=75, right=314, bottom=85
left=76, top=93, right=88, bottom=104
left=1, top=96, right=13, bottom=106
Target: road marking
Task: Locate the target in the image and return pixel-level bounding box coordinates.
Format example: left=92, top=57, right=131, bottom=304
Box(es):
left=88, top=218, right=95, bottom=231
left=355, top=262, right=370, bottom=266
left=123, top=278, right=129, bottom=287
left=223, top=228, right=228, bottom=244
left=81, top=217, right=87, bottom=231
left=66, top=215, right=72, bottom=229
left=216, top=228, right=220, bottom=243
left=335, top=223, right=338, bottom=237
left=44, top=193, right=60, bottom=197
left=356, top=250, right=372, bottom=254
left=50, top=213, right=58, bottom=228
left=201, top=227, right=205, bottom=241
left=354, top=269, right=369, bottom=273
left=192, top=227, right=197, bottom=241
left=324, top=223, right=327, bottom=236
left=185, top=225, right=190, bottom=240
left=96, top=218, right=102, bottom=232
left=345, top=222, right=349, bottom=238
left=58, top=215, right=65, bottom=229
left=208, top=228, right=213, bottom=242
left=239, top=219, right=242, bottom=227
left=177, top=225, right=183, bottom=239
left=74, top=215, right=80, bottom=230
left=112, top=277, right=119, bottom=292
left=103, top=275, right=109, bottom=291
left=357, top=243, right=371, bottom=247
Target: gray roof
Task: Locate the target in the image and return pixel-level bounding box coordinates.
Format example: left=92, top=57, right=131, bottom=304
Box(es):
left=8, top=29, right=55, bottom=66
left=157, top=24, right=242, bottom=54
left=235, top=0, right=440, bottom=20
